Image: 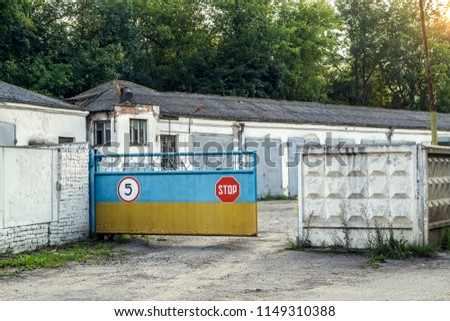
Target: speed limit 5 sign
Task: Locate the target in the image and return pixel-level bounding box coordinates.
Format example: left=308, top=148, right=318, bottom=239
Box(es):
left=117, top=176, right=140, bottom=203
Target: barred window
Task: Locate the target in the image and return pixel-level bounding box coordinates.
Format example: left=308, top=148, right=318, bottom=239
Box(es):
left=161, top=135, right=177, bottom=170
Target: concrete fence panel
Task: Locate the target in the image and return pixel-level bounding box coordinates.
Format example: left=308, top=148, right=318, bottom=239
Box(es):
left=2, top=148, right=57, bottom=228
left=298, top=144, right=423, bottom=248
left=425, top=146, right=450, bottom=245
left=0, top=144, right=89, bottom=253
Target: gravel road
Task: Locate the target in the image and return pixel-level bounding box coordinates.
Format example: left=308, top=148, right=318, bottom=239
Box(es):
left=1, top=201, right=449, bottom=301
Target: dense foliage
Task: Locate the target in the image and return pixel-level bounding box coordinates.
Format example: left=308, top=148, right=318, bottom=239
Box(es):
left=1, top=0, right=450, bottom=112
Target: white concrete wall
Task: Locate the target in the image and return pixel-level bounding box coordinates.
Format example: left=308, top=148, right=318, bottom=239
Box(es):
left=0, top=102, right=88, bottom=146
left=298, top=144, right=425, bottom=248
left=0, top=144, right=89, bottom=253
left=160, top=117, right=439, bottom=146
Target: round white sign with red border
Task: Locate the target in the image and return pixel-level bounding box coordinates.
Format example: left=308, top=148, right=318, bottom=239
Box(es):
left=117, top=176, right=140, bottom=203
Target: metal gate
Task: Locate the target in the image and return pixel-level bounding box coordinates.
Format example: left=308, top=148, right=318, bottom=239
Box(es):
left=89, top=151, right=257, bottom=236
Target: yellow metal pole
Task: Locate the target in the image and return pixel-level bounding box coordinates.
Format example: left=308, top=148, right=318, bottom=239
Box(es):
left=430, top=110, right=438, bottom=145
left=419, top=0, right=438, bottom=145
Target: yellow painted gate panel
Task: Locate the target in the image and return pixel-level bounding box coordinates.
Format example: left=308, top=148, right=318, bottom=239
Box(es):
left=96, top=202, right=257, bottom=236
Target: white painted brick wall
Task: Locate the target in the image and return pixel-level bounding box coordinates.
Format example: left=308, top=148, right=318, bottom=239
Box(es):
left=0, top=144, right=89, bottom=253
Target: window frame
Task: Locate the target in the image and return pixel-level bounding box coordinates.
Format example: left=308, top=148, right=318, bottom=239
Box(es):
left=161, top=134, right=178, bottom=170
left=93, top=120, right=111, bottom=146
left=129, top=119, right=148, bottom=146
left=58, top=137, right=75, bottom=144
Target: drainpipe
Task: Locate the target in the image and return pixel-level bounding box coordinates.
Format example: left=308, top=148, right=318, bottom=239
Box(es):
left=232, top=122, right=241, bottom=170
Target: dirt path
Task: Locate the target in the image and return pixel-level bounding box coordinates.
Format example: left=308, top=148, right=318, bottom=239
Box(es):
left=1, top=201, right=449, bottom=300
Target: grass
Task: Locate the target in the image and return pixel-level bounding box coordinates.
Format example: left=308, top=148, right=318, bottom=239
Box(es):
left=286, top=227, right=440, bottom=270
left=358, top=228, right=440, bottom=268
left=407, top=244, right=440, bottom=258
left=369, top=229, right=411, bottom=260
left=115, top=234, right=155, bottom=243
left=361, top=255, right=386, bottom=269
left=0, top=241, right=127, bottom=277
left=285, top=235, right=311, bottom=250
left=368, top=229, right=439, bottom=260
left=114, top=234, right=133, bottom=244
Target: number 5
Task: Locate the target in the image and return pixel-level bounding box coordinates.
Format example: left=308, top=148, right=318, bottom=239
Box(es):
left=125, top=183, right=133, bottom=196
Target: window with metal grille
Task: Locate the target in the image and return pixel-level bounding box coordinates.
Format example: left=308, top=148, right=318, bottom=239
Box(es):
left=161, top=135, right=177, bottom=170
left=94, top=121, right=111, bottom=146
left=130, top=119, right=147, bottom=145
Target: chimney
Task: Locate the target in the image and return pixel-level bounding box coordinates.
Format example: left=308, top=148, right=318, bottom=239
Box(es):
left=111, top=80, right=133, bottom=103
left=120, top=87, right=133, bottom=102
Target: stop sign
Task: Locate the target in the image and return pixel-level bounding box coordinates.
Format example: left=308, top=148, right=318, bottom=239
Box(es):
left=215, top=176, right=240, bottom=203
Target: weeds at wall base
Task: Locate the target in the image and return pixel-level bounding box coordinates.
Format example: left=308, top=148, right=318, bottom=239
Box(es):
left=0, top=240, right=127, bottom=278
left=285, top=235, right=311, bottom=250
left=301, top=246, right=366, bottom=256
left=287, top=229, right=440, bottom=269
left=406, top=244, right=440, bottom=258
left=286, top=240, right=439, bottom=269
left=367, top=228, right=440, bottom=260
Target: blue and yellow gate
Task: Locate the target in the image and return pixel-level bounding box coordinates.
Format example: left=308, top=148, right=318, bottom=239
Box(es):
left=89, top=151, right=257, bottom=236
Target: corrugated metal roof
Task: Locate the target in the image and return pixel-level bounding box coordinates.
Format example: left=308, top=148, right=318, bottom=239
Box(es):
left=67, top=80, right=450, bottom=130
left=0, top=80, right=83, bottom=111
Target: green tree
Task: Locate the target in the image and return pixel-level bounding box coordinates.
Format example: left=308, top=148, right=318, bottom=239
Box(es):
left=428, top=1, right=450, bottom=113
left=376, top=0, right=426, bottom=110
left=0, top=0, right=35, bottom=62
left=192, top=0, right=339, bottom=101
left=274, top=0, right=340, bottom=102
left=333, top=0, right=450, bottom=112
left=201, top=0, right=279, bottom=97
left=65, top=0, right=138, bottom=96
left=0, top=0, right=76, bottom=97
left=334, top=0, right=385, bottom=106
left=136, top=0, right=213, bottom=92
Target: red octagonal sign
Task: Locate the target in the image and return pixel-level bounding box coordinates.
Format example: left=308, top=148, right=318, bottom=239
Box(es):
left=215, top=176, right=240, bottom=203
